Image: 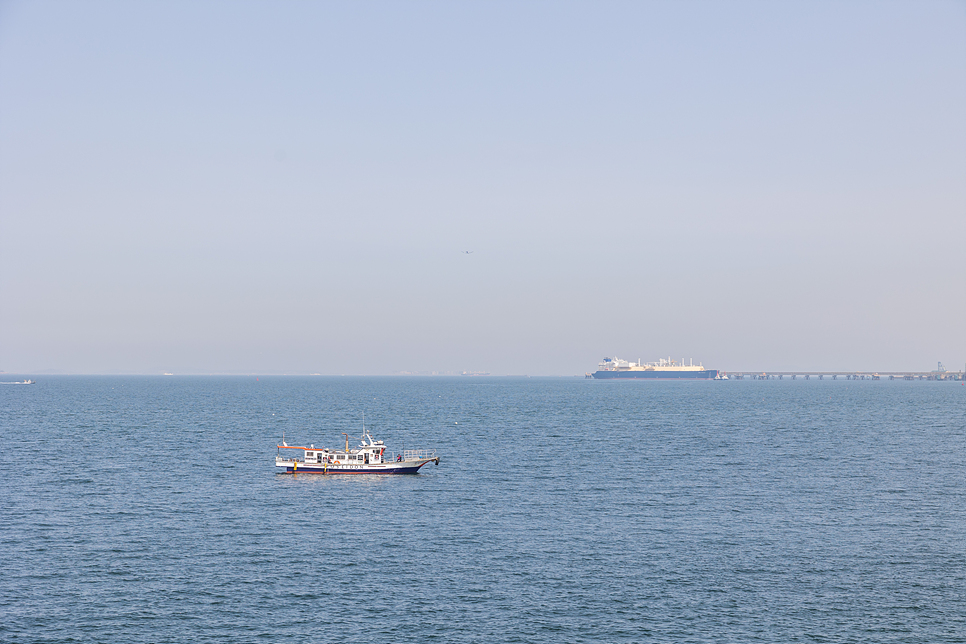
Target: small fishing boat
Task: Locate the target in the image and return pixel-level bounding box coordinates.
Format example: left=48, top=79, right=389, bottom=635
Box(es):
left=275, top=428, right=439, bottom=475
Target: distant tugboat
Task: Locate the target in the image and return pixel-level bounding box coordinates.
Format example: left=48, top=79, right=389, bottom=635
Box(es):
left=592, top=356, right=718, bottom=380
left=275, top=428, right=439, bottom=475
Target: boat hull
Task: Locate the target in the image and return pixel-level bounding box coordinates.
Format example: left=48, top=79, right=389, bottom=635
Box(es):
left=277, top=458, right=437, bottom=475
left=592, top=369, right=718, bottom=379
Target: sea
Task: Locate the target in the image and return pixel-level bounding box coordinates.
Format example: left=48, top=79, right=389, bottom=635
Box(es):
left=1, top=376, right=964, bottom=643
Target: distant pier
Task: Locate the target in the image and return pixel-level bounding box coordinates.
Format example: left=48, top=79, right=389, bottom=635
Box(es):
left=726, top=370, right=965, bottom=381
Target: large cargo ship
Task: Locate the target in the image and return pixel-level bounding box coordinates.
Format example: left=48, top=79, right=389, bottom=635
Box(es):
left=592, top=356, right=718, bottom=379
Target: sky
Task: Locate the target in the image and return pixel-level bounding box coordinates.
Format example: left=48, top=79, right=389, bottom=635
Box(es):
left=1, top=0, right=964, bottom=375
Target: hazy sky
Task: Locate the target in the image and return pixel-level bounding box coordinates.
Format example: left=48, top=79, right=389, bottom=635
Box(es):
left=1, top=1, right=964, bottom=375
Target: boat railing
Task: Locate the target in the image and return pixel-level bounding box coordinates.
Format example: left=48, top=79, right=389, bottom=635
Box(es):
left=403, top=449, right=436, bottom=461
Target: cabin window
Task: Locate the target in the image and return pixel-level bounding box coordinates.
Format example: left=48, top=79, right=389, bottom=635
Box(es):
left=306, top=452, right=313, bottom=457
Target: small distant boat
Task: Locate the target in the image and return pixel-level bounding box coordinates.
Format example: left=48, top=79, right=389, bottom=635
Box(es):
left=714, top=373, right=729, bottom=380
left=275, top=428, right=439, bottom=475
left=1, top=379, right=35, bottom=385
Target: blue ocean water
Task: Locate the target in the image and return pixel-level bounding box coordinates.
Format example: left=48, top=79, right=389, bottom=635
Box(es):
left=1, top=376, right=964, bottom=643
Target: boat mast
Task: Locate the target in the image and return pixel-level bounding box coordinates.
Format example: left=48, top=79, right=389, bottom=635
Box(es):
left=360, top=411, right=373, bottom=445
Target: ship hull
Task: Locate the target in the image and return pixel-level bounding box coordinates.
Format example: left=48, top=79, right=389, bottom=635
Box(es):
left=592, top=369, right=718, bottom=379
left=277, top=458, right=437, bottom=475
left=281, top=466, right=423, bottom=474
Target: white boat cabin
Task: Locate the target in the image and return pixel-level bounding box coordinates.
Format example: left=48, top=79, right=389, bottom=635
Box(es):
left=304, top=440, right=388, bottom=465
left=276, top=430, right=407, bottom=467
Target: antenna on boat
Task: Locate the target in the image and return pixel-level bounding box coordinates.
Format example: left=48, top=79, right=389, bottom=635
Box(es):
left=361, top=411, right=372, bottom=445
